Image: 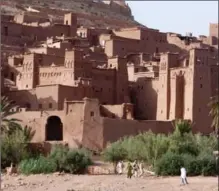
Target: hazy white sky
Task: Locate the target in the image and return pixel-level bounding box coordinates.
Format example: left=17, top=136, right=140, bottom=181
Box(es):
left=127, top=1, right=218, bottom=37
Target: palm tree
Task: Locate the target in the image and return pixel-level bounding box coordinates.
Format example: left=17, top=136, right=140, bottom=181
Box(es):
left=208, top=95, right=219, bottom=135
left=0, top=95, right=21, bottom=133
left=172, top=119, right=192, bottom=136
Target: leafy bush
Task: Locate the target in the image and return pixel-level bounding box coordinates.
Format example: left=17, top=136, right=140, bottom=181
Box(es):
left=49, top=145, right=92, bottom=174
left=102, top=132, right=169, bottom=168
left=131, top=132, right=169, bottom=166
left=155, top=152, right=184, bottom=176
left=102, top=141, right=127, bottom=163
left=183, top=155, right=202, bottom=176
left=195, top=134, right=217, bottom=156
left=18, top=156, right=57, bottom=175
left=62, top=149, right=92, bottom=174
left=198, top=155, right=217, bottom=176
left=1, top=126, right=35, bottom=168
left=168, top=132, right=199, bottom=156
left=49, top=144, right=69, bottom=172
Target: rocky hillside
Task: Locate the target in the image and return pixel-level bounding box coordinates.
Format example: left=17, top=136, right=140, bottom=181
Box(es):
left=1, top=0, right=142, bottom=28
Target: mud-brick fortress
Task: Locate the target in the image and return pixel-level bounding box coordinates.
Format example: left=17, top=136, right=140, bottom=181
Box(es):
left=1, top=10, right=218, bottom=151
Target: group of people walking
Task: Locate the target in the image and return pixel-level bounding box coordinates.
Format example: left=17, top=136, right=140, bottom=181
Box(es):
left=116, top=160, right=189, bottom=186
left=116, top=160, right=144, bottom=178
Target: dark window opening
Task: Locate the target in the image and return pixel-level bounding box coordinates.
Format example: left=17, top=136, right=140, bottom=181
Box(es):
left=26, top=85, right=28, bottom=88
left=34, top=35, right=37, bottom=41
left=39, top=104, right=42, bottom=109
left=10, top=72, right=15, bottom=81
left=45, top=116, right=63, bottom=141
left=25, top=103, right=31, bottom=109
left=49, top=103, right=52, bottom=109
left=200, top=84, right=203, bottom=88
left=90, top=111, right=94, bottom=117
left=92, top=35, right=98, bottom=46
left=4, top=26, right=8, bottom=36
left=66, top=20, right=68, bottom=25
left=11, top=100, right=16, bottom=104
left=156, top=47, right=159, bottom=53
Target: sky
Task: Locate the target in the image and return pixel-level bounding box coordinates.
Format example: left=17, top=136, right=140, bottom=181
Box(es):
left=127, top=1, right=218, bottom=37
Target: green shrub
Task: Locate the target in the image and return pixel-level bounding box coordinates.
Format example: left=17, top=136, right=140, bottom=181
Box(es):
left=155, top=152, right=184, bottom=176
left=102, top=141, right=127, bottom=163
left=49, top=144, right=69, bottom=172
left=1, top=127, right=34, bottom=168
left=49, top=145, right=92, bottom=174
left=62, top=149, right=92, bottom=174
left=183, top=156, right=202, bottom=176
left=18, top=156, right=57, bottom=175
left=195, top=134, right=217, bottom=155
left=198, top=155, right=217, bottom=176
left=168, top=132, right=199, bottom=156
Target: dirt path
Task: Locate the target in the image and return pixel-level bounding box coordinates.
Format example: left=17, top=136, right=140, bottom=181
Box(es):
left=1, top=174, right=218, bottom=191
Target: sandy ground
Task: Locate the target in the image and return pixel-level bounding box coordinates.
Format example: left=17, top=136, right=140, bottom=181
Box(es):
left=1, top=174, right=218, bottom=191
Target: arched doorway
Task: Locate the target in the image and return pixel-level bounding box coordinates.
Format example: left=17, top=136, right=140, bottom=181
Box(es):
left=45, top=116, right=63, bottom=141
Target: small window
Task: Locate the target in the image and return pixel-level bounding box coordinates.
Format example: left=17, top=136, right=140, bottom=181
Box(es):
left=161, top=110, right=163, bottom=114
left=10, top=72, right=15, bottom=81
left=4, top=26, right=8, bottom=36
left=200, top=84, right=203, bottom=88
left=90, top=111, right=94, bottom=117
left=26, top=85, right=28, bottom=88
left=49, top=103, right=52, bottom=108
left=66, top=20, right=68, bottom=25
left=39, top=104, right=42, bottom=109
left=26, top=103, right=31, bottom=109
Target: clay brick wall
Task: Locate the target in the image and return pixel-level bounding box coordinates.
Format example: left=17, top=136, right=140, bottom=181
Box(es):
left=91, top=68, right=115, bottom=104
left=133, top=78, right=159, bottom=120
left=104, top=38, right=143, bottom=57
left=102, top=118, right=173, bottom=147
left=190, top=48, right=212, bottom=134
